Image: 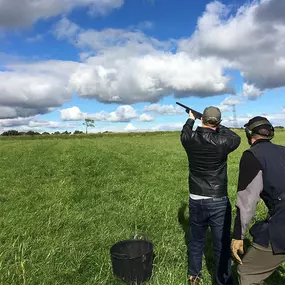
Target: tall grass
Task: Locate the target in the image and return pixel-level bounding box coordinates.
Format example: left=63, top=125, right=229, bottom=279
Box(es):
left=0, top=130, right=284, bottom=284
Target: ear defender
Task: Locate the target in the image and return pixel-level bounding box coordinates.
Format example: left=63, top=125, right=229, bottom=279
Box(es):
left=245, top=119, right=275, bottom=142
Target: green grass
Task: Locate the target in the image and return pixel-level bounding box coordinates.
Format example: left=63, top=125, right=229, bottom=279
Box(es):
left=0, top=130, right=285, bottom=285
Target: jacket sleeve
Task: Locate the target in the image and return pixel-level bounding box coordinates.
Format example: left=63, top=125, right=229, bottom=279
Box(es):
left=233, top=151, right=263, bottom=240
left=180, top=118, right=195, bottom=146
left=216, top=125, right=241, bottom=152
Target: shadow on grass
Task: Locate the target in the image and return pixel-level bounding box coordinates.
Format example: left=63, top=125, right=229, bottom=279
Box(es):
left=178, top=202, right=285, bottom=285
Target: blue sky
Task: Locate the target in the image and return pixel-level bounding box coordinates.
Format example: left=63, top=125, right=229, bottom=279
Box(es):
left=1, top=0, right=285, bottom=133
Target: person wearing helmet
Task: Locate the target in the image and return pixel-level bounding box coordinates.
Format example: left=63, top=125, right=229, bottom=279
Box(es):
left=181, top=106, right=241, bottom=285
left=231, top=116, right=285, bottom=285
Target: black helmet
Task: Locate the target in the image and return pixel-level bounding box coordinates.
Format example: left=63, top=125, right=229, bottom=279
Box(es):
left=244, top=116, right=274, bottom=144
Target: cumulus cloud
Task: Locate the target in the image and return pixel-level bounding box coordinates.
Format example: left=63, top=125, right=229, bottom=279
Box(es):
left=124, top=123, right=137, bottom=132
left=137, top=113, right=154, bottom=122
left=0, top=60, right=79, bottom=119
left=70, top=27, right=174, bottom=52
left=242, top=83, right=264, bottom=100
left=222, top=111, right=285, bottom=128
left=143, top=103, right=183, bottom=115
left=0, top=106, right=50, bottom=119
left=221, top=96, right=244, bottom=106
left=52, top=18, right=233, bottom=103
left=0, top=117, right=74, bottom=131
left=0, top=0, right=124, bottom=28
left=179, top=0, right=285, bottom=93
left=4, top=0, right=285, bottom=122
left=60, top=106, right=87, bottom=121
left=70, top=51, right=233, bottom=104
left=60, top=105, right=155, bottom=123
left=215, top=96, right=244, bottom=113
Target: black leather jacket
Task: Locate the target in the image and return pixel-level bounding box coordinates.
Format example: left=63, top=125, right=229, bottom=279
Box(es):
left=181, top=119, right=241, bottom=198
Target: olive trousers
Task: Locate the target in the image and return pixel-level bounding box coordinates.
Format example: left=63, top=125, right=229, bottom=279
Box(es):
left=238, top=242, right=285, bottom=285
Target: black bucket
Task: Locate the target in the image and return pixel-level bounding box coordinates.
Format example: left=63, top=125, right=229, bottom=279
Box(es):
left=110, top=234, right=154, bottom=284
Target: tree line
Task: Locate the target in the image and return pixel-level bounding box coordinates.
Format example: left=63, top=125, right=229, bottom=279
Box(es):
left=1, top=119, right=96, bottom=136
left=0, top=130, right=86, bottom=136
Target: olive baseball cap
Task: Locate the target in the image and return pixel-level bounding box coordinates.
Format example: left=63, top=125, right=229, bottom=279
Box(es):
left=202, top=106, right=221, bottom=124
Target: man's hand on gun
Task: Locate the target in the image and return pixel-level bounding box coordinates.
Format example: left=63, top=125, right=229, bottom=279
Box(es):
left=231, top=239, right=244, bottom=265
left=188, top=110, right=196, bottom=120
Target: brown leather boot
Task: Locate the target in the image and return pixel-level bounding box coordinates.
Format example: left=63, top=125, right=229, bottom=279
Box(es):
left=189, top=276, right=201, bottom=285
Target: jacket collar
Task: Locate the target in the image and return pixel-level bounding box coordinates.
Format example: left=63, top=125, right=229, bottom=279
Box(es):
left=196, top=126, right=217, bottom=133
left=251, top=139, right=271, bottom=147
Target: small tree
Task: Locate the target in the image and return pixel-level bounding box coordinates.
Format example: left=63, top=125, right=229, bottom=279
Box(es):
left=83, top=118, right=95, bottom=134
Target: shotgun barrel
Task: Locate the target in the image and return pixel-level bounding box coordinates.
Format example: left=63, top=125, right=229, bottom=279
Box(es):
left=176, top=102, right=203, bottom=120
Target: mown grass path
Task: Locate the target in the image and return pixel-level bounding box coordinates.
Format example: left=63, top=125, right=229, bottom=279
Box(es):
left=0, top=131, right=284, bottom=284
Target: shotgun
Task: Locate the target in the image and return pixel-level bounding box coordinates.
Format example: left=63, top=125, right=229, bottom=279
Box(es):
left=176, top=102, right=203, bottom=120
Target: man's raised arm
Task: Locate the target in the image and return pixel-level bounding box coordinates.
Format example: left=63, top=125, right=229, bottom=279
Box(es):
left=180, top=112, right=196, bottom=145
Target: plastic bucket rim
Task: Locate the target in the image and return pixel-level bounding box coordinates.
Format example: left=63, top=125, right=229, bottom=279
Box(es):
left=110, top=239, right=154, bottom=260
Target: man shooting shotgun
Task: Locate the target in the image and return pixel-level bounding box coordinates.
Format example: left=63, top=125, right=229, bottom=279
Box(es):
left=179, top=103, right=241, bottom=285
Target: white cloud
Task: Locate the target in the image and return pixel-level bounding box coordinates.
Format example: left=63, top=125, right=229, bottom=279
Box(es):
left=53, top=18, right=80, bottom=40
left=4, top=0, right=285, bottom=121
left=60, top=105, right=139, bottom=122
left=53, top=18, right=233, bottom=103
left=222, top=111, right=285, bottom=128
left=137, top=113, right=154, bottom=122
left=73, top=27, right=173, bottom=52
left=221, top=96, right=243, bottom=106
left=108, top=105, right=138, bottom=122
left=0, top=0, right=125, bottom=28
left=60, top=105, right=155, bottom=123
left=0, top=117, right=75, bottom=131
left=60, top=106, right=87, bottom=121
left=0, top=117, right=33, bottom=128
left=0, top=60, right=79, bottom=119
left=70, top=51, right=233, bottom=104
left=0, top=106, right=51, bottom=119
left=242, top=83, right=264, bottom=100
left=151, top=123, right=183, bottom=131
left=124, top=123, right=137, bottom=132
left=179, top=0, right=285, bottom=93
left=143, top=103, right=183, bottom=115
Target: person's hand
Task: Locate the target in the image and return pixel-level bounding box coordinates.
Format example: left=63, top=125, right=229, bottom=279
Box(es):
left=189, top=110, right=196, bottom=120
left=231, top=239, right=244, bottom=264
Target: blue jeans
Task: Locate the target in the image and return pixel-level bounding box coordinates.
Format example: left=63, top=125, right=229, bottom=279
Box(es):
left=188, top=196, right=234, bottom=285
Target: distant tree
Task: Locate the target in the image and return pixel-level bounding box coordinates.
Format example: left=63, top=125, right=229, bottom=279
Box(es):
left=53, top=131, right=60, bottom=135
left=83, top=118, right=95, bottom=134
left=275, top=126, right=284, bottom=129
left=74, top=130, right=84, bottom=135
left=42, top=132, right=50, bottom=135
left=1, top=130, right=20, bottom=136
left=61, top=131, right=71, bottom=135
left=26, top=130, right=40, bottom=136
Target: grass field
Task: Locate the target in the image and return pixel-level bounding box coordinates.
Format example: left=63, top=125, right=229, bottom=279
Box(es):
left=0, top=130, right=285, bottom=285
